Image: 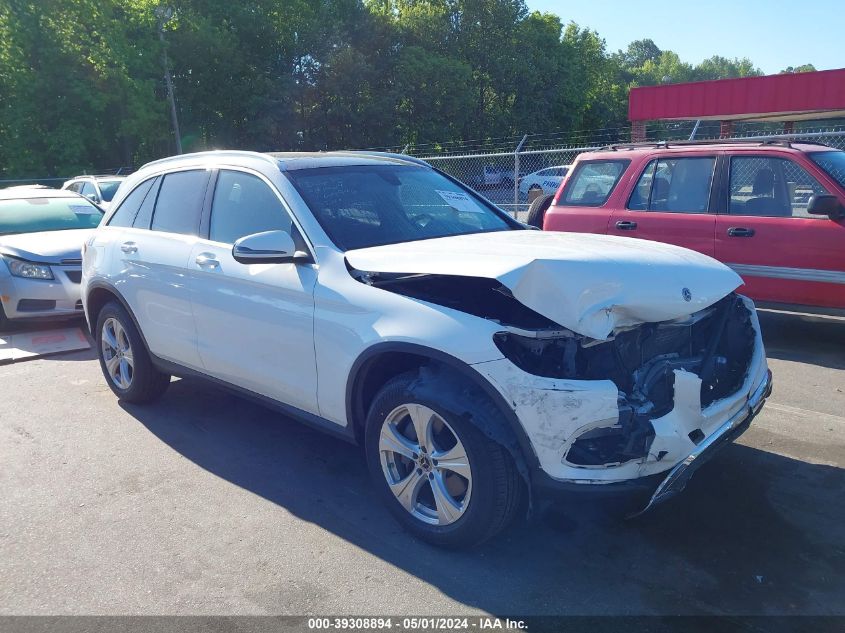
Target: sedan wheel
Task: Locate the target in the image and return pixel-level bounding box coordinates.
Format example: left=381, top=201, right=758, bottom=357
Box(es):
left=101, top=317, right=134, bottom=389
left=379, top=403, right=472, bottom=526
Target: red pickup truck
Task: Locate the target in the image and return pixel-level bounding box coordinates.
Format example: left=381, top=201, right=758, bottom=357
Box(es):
left=528, top=140, right=845, bottom=315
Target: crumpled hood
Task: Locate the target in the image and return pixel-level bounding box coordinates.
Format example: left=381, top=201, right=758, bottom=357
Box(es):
left=345, top=230, right=743, bottom=340
left=0, top=229, right=93, bottom=264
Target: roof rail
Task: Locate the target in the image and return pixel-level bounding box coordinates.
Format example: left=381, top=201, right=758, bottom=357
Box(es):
left=68, top=174, right=128, bottom=179
left=601, top=136, right=831, bottom=151
left=329, top=150, right=431, bottom=167
left=143, top=150, right=279, bottom=169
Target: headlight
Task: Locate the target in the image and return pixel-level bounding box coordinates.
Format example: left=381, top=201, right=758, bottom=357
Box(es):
left=4, top=257, right=54, bottom=280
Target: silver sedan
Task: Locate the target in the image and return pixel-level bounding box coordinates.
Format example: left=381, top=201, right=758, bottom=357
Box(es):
left=0, top=188, right=103, bottom=328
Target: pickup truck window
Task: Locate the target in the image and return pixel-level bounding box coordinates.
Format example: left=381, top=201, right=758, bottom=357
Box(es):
left=729, top=156, right=830, bottom=218
left=628, top=157, right=715, bottom=213
left=561, top=160, right=628, bottom=207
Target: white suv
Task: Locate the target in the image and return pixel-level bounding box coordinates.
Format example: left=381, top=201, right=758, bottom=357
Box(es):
left=82, top=150, right=771, bottom=546
left=62, top=175, right=126, bottom=210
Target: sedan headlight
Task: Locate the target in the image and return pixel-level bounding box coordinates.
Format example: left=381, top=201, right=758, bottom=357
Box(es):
left=4, top=257, right=54, bottom=280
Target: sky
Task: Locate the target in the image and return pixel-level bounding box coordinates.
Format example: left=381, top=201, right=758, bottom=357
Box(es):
left=525, top=0, right=844, bottom=75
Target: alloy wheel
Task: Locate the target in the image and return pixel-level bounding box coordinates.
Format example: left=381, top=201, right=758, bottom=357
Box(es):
left=378, top=403, right=473, bottom=526
left=101, top=317, right=134, bottom=390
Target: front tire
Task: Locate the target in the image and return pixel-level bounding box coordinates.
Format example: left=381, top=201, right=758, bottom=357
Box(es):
left=365, top=370, right=523, bottom=547
left=95, top=301, right=170, bottom=403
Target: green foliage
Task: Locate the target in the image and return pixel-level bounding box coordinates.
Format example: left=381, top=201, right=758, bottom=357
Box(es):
left=0, top=0, right=796, bottom=177
left=781, top=64, right=817, bottom=74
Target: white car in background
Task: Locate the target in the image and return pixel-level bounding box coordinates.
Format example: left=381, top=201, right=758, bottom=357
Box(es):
left=62, top=175, right=126, bottom=210
left=519, top=165, right=570, bottom=200
left=0, top=188, right=103, bottom=328
left=81, top=150, right=770, bottom=547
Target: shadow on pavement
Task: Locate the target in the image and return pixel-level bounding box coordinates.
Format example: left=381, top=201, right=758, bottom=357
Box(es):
left=123, top=377, right=845, bottom=616
left=758, top=310, right=845, bottom=370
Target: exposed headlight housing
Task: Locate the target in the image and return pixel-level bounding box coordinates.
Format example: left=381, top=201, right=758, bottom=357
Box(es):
left=4, top=257, right=54, bottom=280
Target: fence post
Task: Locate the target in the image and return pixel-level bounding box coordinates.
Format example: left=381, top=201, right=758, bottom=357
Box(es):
left=514, top=134, right=528, bottom=213
left=688, top=120, right=701, bottom=140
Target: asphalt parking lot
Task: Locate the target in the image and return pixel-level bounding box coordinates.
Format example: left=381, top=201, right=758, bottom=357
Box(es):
left=1, top=310, right=843, bottom=616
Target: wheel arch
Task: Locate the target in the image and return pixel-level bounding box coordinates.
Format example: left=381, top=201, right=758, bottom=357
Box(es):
left=85, top=281, right=151, bottom=352
left=346, top=342, right=539, bottom=482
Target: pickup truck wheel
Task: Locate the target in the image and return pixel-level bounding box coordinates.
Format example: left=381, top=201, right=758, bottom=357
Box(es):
left=365, top=370, right=523, bottom=548
left=95, top=301, right=170, bottom=404
left=526, top=193, right=554, bottom=229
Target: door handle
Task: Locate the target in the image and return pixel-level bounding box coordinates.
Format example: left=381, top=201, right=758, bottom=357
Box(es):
left=120, top=241, right=137, bottom=254
left=195, top=253, right=219, bottom=268
left=615, top=220, right=638, bottom=230
left=727, top=227, right=755, bottom=237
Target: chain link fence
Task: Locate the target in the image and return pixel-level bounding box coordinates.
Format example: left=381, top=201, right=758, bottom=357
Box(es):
left=402, top=124, right=845, bottom=221
left=4, top=124, right=845, bottom=220
left=0, top=166, right=133, bottom=190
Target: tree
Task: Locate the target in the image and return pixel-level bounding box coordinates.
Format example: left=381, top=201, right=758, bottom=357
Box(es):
left=0, top=0, right=166, bottom=177
left=695, top=55, right=761, bottom=80
left=619, top=39, right=662, bottom=68
left=781, top=64, right=817, bottom=74
left=0, top=0, right=808, bottom=177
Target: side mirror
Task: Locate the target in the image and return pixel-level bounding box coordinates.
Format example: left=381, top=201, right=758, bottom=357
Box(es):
left=807, top=194, right=845, bottom=219
left=85, top=193, right=99, bottom=203
left=232, top=230, right=308, bottom=264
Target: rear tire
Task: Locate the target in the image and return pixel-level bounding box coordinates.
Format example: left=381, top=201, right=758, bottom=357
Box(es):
left=526, top=193, right=554, bottom=229
left=364, top=369, right=524, bottom=548
left=95, top=301, right=170, bottom=404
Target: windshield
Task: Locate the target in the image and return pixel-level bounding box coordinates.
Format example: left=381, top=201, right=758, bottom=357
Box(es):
left=285, top=164, right=516, bottom=250
left=809, top=151, right=845, bottom=189
left=97, top=180, right=123, bottom=201
left=0, top=196, right=103, bottom=235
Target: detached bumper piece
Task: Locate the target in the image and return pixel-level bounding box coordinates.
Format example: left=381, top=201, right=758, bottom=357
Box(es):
left=630, top=369, right=772, bottom=517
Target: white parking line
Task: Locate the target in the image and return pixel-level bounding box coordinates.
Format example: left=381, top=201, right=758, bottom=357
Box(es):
left=0, top=327, right=90, bottom=363
left=765, top=402, right=845, bottom=426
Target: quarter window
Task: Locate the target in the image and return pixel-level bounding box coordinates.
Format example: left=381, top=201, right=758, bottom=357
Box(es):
left=133, top=176, right=161, bottom=229
left=150, top=170, right=209, bottom=236
left=209, top=171, right=292, bottom=244
left=561, top=160, right=628, bottom=206
left=628, top=157, right=715, bottom=213
left=729, top=156, right=830, bottom=218
left=107, top=178, right=156, bottom=227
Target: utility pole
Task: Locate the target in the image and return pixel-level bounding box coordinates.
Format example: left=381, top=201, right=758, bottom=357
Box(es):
left=155, top=6, right=182, bottom=155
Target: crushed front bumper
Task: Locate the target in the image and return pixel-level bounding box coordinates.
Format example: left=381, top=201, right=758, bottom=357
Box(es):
left=631, top=367, right=773, bottom=516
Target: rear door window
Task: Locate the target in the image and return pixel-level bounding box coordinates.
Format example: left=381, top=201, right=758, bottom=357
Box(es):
left=150, top=170, right=210, bottom=236
left=561, top=160, right=628, bottom=206
left=628, top=156, right=715, bottom=213
left=729, top=156, right=830, bottom=218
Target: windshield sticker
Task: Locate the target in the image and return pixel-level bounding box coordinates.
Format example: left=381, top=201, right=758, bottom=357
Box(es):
left=69, top=205, right=98, bottom=215
left=435, top=190, right=485, bottom=214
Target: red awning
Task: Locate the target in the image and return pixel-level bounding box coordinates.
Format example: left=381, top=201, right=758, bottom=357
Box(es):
left=629, top=68, right=845, bottom=122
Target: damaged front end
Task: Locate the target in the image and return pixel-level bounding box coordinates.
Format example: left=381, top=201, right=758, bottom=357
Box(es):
left=353, top=266, right=769, bottom=505
left=492, top=294, right=756, bottom=470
